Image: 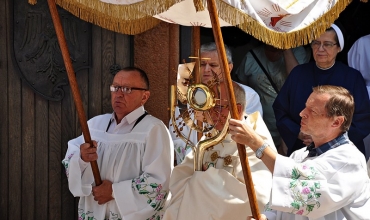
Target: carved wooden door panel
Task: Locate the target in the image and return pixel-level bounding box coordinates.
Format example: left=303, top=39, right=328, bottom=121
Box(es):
left=12, top=0, right=91, bottom=101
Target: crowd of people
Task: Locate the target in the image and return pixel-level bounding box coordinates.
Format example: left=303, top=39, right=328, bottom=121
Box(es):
left=62, top=22, right=370, bottom=220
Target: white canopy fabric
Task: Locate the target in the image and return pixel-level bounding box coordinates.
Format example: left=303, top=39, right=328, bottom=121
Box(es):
left=153, top=0, right=348, bottom=48
left=153, top=0, right=328, bottom=32
left=154, top=0, right=232, bottom=27
left=36, top=0, right=355, bottom=48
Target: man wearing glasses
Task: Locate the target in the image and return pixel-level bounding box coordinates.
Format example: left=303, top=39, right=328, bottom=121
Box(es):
left=273, top=23, right=370, bottom=156
left=62, top=67, right=174, bottom=220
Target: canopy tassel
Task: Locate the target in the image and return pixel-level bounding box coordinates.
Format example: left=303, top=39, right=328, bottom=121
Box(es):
left=193, top=0, right=205, bottom=12
left=28, top=0, right=37, bottom=5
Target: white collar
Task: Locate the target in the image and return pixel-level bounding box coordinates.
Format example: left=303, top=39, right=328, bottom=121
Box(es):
left=111, top=106, right=146, bottom=125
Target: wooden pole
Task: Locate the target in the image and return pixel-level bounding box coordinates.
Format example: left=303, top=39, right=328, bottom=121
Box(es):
left=192, top=26, right=203, bottom=141
left=47, top=0, right=102, bottom=186
left=192, top=26, right=201, bottom=83
left=206, top=0, right=261, bottom=218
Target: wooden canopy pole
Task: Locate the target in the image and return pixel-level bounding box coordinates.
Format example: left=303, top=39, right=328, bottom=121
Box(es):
left=206, top=0, right=261, bottom=218
left=47, top=0, right=102, bottom=186
left=192, top=26, right=203, bottom=141
left=192, top=26, right=201, bottom=81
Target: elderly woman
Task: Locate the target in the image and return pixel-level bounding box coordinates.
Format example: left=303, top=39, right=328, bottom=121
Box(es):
left=273, top=24, right=370, bottom=156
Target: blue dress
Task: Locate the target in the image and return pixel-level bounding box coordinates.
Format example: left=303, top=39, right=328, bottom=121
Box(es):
left=273, top=61, right=370, bottom=155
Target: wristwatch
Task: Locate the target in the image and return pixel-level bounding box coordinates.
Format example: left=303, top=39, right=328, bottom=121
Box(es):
left=255, top=142, right=269, bottom=159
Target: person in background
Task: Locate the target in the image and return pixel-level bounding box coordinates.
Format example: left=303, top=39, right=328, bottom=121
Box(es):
left=170, top=42, right=263, bottom=164
left=230, top=85, right=370, bottom=220
left=236, top=42, right=310, bottom=152
left=164, top=82, right=275, bottom=220
left=273, top=23, right=370, bottom=156
left=62, top=67, right=174, bottom=220
left=348, top=34, right=370, bottom=161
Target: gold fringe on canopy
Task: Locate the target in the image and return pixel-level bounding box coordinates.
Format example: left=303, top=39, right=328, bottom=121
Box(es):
left=61, top=0, right=182, bottom=20
left=28, top=0, right=37, bottom=5
left=30, top=0, right=183, bottom=35
left=193, top=0, right=205, bottom=12
left=28, top=0, right=360, bottom=41
left=209, top=0, right=353, bottom=49
left=54, top=0, right=157, bottom=34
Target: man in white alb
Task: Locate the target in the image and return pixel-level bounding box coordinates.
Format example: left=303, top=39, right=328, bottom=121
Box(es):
left=62, top=67, right=174, bottom=220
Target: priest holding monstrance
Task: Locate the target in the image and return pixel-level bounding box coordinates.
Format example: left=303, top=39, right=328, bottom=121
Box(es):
left=164, top=81, right=275, bottom=220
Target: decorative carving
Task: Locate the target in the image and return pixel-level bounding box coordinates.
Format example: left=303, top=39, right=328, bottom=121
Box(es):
left=109, top=64, right=122, bottom=75
left=12, top=0, right=91, bottom=101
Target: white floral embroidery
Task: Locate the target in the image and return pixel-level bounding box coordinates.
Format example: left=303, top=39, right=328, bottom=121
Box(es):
left=289, top=164, right=321, bottom=215
left=132, top=173, right=168, bottom=219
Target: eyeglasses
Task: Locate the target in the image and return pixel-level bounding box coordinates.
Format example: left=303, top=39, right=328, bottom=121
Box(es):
left=200, top=62, right=220, bottom=69
left=212, top=104, right=229, bottom=112
left=110, top=85, right=147, bottom=94
left=311, top=40, right=337, bottom=50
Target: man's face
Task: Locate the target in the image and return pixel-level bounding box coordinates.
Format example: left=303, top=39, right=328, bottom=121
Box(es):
left=299, top=92, right=332, bottom=138
left=111, top=70, right=150, bottom=121
left=200, top=51, right=233, bottom=84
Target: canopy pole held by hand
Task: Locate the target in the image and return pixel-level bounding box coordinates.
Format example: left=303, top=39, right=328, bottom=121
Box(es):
left=47, top=0, right=102, bottom=186
left=206, top=0, right=261, bottom=218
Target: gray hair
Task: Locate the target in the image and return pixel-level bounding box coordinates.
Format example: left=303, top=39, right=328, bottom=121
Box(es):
left=200, top=42, right=233, bottom=63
